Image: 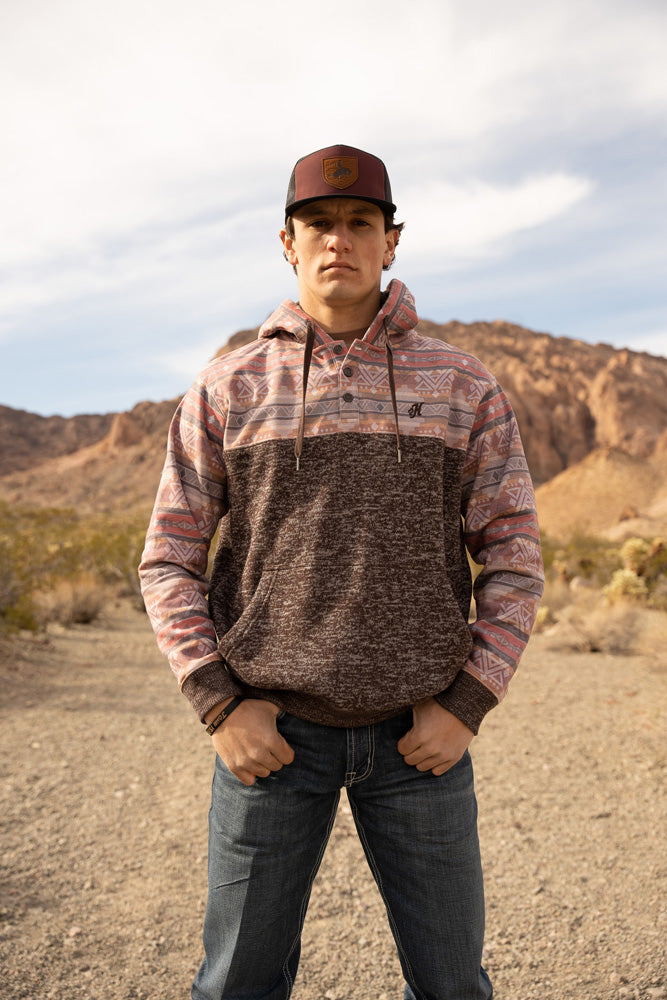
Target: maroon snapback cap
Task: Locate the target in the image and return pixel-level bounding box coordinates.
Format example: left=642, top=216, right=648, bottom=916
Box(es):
left=285, top=144, right=396, bottom=218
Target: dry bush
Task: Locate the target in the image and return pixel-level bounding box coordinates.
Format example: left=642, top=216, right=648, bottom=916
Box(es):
left=0, top=500, right=149, bottom=632
left=33, top=575, right=110, bottom=627
left=603, top=568, right=648, bottom=603
left=631, top=606, right=667, bottom=661
left=545, top=598, right=639, bottom=654
left=619, top=537, right=650, bottom=573
left=540, top=533, right=621, bottom=585
left=538, top=585, right=667, bottom=659
left=537, top=534, right=667, bottom=651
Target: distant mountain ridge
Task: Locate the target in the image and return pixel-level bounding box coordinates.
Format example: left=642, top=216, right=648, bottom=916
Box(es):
left=2, top=319, right=666, bottom=540
left=0, top=406, right=115, bottom=476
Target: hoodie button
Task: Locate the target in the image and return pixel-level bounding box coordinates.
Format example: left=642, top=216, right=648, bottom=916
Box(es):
left=333, top=344, right=344, bottom=355
left=343, top=366, right=353, bottom=377
left=343, top=392, right=354, bottom=403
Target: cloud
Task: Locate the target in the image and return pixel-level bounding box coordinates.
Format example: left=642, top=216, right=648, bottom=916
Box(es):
left=399, top=173, right=594, bottom=268
left=0, top=204, right=287, bottom=342
left=2, top=0, right=663, bottom=270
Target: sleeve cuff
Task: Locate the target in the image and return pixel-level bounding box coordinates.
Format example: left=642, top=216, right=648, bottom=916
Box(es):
left=434, top=670, right=498, bottom=735
left=180, top=659, right=243, bottom=723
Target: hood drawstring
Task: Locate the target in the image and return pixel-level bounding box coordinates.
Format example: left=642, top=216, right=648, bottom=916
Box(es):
left=294, top=319, right=403, bottom=470
left=294, top=322, right=315, bottom=471
left=384, top=320, right=403, bottom=464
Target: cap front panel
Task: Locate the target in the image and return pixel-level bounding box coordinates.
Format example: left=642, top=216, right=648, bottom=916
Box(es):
left=286, top=144, right=395, bottom=215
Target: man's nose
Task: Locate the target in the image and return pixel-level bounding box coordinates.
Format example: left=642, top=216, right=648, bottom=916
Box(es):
left=326, top=224, right=352, bottom=252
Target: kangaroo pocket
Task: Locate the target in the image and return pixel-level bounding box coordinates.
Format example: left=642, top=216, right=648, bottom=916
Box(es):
left=217, top=556, right=473, bottom=715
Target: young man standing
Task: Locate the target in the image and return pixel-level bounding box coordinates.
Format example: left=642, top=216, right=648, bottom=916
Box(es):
left=140, top=144, right=544, bottom=1000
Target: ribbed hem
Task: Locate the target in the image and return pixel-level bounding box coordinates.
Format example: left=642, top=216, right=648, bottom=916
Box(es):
left=181, top=660, right=243, bottom=723
left=434, top=670, right=498, bottom=735
left=239, top=685, right=414, bottom=728
left=180, top=665, right=497, bottom=732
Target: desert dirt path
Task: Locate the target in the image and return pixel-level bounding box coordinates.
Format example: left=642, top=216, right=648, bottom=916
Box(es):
left=1, top=600, right=665, bottom=1000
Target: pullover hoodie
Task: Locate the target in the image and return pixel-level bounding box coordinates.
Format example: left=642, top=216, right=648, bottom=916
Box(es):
left=139, top=280, right=544, bottom=734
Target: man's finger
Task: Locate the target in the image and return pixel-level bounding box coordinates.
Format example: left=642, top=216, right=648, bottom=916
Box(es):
left=431, top=762, right=455, bottom=776
left=396, top=730, right=419, bottom=756
left=272, top=736, right=295, bottom=766
left=233, top=768, right=258, bottom=787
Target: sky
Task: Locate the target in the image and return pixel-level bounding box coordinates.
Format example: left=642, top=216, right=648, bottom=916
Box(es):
left=1, top=0, right=666, bottom=417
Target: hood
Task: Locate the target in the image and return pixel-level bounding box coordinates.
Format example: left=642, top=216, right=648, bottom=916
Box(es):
left=257, top=278, right=418, bottom=346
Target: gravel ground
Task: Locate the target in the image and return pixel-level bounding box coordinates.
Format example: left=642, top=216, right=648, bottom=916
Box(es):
left=0, top=601, right=665, bottom=1000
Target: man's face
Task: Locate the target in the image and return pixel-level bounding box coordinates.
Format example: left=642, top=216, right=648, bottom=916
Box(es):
left=280, top=198, right=398, bottom=321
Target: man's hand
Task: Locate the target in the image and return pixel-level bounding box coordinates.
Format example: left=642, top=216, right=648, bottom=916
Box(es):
left=397, top=697, right=473, bottom=776
left=206, top=698, right=295, bottom=786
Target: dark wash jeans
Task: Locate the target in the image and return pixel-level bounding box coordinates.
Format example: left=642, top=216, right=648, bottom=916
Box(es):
left=191, top=710, right=493, bottom=1000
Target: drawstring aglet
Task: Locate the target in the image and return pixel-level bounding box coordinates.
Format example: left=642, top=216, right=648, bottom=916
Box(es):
left=296, top=455, right=300, bottom=472
left=397, top=448, right=402, bottom=464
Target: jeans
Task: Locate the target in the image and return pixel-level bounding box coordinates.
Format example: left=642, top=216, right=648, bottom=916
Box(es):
left=192, top=710, right=492, bottom=1000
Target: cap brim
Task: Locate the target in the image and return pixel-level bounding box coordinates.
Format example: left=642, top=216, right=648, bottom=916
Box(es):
left=285, top=193, right=397, bottom=219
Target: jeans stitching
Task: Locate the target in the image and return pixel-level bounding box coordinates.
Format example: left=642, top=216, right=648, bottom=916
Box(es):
left=280, top=790, right=341, bottom=996
left=353, top=726, right=375, bottom=783
left=344, top=727, right=355, bottom=785
left=346, top=725, right=376, bottom=786
left=348, top=797, right=422, bottom=998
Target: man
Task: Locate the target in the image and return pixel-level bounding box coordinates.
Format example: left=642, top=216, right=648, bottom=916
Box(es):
left=139, top=143, right=544, bottom=1000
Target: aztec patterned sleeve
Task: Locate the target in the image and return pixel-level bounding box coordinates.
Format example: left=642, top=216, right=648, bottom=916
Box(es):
left=459, top=380, right=545, bottom=713
left=139, top=379, right=236, bottom=706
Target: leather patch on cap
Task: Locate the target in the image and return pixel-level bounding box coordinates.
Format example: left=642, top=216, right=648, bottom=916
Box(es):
left=322, top=156, right=358, bottom=190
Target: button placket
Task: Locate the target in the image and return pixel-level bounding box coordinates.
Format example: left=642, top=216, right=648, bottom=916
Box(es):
left=339, top=353, right=359, bottom=425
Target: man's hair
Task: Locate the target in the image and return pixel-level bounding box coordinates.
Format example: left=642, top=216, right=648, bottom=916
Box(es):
left=283, top=212, right=405, bottom=272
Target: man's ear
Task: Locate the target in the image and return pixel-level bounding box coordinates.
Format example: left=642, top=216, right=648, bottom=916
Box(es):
left=383, top=228, right=399, bottom=266
left=280, top=228, right=298, bottom=266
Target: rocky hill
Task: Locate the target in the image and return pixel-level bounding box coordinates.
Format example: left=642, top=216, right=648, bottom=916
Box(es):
left=0, top=406, right=115, bottom=476
left=1, top=319, right=666, bottom=539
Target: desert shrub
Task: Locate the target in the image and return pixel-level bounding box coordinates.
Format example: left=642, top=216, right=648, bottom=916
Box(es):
left=619, top=537, right=650, bottom=574
left=603, top=568, right=649, bottom=603
left=540, top=590, right=667, bottom=658
left=536, top=531, right=667, bottom=653
left=542, top=597, right=638, bottom=655
left=540, top=533, right=621, bottom=585
left=0, top=542, right=21, bottom=616
left=604, top=537, right=666, bottom=609
left=540, top=532, right=667, bottom=609
left=33, top=574, right=110, bottom=627
left=0, top=500, right=150, bottom=631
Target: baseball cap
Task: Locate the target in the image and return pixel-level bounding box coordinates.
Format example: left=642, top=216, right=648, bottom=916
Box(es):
left=285, top=144, right=396, bottom=218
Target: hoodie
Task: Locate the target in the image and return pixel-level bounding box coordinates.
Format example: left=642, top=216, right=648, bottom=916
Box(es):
left=139, top=280, right=544, bottom=733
